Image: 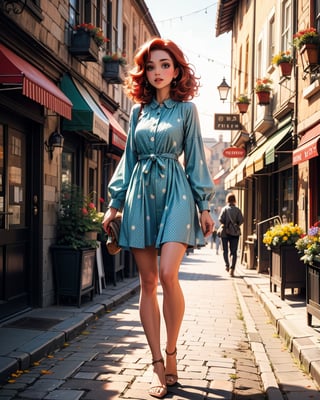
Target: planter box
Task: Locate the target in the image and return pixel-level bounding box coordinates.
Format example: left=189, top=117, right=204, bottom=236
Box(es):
left=51, top=246, right=96, bottom=306
left=279, top=62, right=293, bottom=77
left=102, top=60, right=124, bottom=84
left=306, top=261, right=320, bottom=326
left=299, top=43, right=319, bottom=73
left=256, top=91, right=270, bottom=105
left=236, top=102, right=249, bottom=114
left=69, top=30, right=99, bottom=62
left=270, top=246, right=306, bottom=300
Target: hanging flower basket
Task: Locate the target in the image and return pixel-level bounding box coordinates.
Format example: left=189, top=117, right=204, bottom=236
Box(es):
left=69, top=29, right=99, bottom=62
left=299, top=43, right=319, bottom=72
left=255, top=78, right=272, bottom=105
left=236, top=102, right=249, bottom=114
left=102, top=60, right=124, bottom=84
left=279, top=62, right=293, bottom=77
left=256, top=91, right=270, bottom=105
left=235, top=94, right=250, bottom=113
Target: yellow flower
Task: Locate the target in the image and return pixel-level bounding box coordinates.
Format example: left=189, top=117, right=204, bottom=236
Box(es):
left=263, top=223, right=304, bottom=249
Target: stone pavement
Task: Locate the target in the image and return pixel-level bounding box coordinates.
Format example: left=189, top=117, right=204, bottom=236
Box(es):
left=0, top=246, right=319, bottom=399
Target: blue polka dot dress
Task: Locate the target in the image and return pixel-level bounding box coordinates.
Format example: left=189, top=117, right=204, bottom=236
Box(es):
left=108, top=98, right=215, bottom=249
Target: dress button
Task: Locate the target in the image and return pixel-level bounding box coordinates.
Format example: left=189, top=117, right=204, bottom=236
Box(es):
left=150, top=137, right=155, bottom=142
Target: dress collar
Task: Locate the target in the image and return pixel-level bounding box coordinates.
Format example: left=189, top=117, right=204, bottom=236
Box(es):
left=149, top=97, right=176, bottom=109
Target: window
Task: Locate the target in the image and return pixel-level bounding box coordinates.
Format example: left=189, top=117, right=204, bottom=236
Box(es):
left=315, top=0, right=320, bottom=33
left=123, top=23, right=127, bottom=55
left=244, top=38, right=249, bottom=92
left=279, top=169, right=293, bottom=222
left=256, top=40, right=262, bottom=79
left=268, top=14, right=275, bottom=65
left=281, top=0, right=292, bottom=50
left=69, top=0, right=79, bottom=28
left=68, top=0, right=106, bottom=42
left=238, top=45, right=242, bottom=94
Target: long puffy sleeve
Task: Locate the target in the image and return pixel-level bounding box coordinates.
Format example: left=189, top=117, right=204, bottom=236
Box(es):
left=183, top=103, right=215, bottom=211
left=108, top=104, right=141, bottom=210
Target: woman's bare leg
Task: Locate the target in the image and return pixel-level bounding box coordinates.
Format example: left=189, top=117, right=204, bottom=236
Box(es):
left=131, top=246, right=166, bottom=394
left=159, top=242, right=187, bottom=382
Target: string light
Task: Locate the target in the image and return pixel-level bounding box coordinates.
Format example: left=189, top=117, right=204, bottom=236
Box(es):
left=156, top=3, right=216, bottom=24
left=143, top=2, right=246, bottom=77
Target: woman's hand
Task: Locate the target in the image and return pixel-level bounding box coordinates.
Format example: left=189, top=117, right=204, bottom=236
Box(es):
left=200, top=210, right=214, bottom=238
left=102, top=207, right=118, bottom=233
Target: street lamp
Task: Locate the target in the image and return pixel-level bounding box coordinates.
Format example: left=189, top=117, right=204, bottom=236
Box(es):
left=217, top=77, right=231, bottom=102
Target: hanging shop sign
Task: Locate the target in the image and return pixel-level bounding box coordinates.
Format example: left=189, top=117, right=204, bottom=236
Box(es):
left=214, top=113, right=241, bottom=130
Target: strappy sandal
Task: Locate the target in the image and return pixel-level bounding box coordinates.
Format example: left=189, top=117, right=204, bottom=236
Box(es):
left=165, top=348, right=178, bottom=386
left=148, top=358, right=167, bottom=398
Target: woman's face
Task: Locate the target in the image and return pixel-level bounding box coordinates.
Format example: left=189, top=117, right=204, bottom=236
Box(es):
left=145, top=50, right=178, bottom=92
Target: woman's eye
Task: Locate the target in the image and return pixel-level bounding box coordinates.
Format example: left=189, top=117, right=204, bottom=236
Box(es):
left=162, top=63, right=170, bottom=69
left=146, top=65, right=154, bottom=71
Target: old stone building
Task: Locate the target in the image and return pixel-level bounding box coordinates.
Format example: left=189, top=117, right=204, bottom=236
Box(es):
left=0, top=0, right=159, bottom=319
left=216, top=0, right=320, bottom=271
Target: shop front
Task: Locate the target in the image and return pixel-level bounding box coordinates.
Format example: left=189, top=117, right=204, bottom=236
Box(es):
left=0, top=44, right=72, bottom=320
left=292, top=123, right=320, bottom=230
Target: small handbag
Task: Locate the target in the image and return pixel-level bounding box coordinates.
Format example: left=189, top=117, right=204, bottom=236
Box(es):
left=217, top=225, right=224, bottom=237
left=106, top=214, right=122, bottom=255
left=225, top=210, right=241, bottom=236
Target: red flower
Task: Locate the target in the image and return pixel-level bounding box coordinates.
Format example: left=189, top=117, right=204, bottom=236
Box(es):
left=88, top=202, right=95, bottom=210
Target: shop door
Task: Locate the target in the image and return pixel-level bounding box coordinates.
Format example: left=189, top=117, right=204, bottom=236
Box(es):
left=0, top=123, right=32, bottom=320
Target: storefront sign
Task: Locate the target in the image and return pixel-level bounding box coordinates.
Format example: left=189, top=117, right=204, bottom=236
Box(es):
left=223, top=147, right=246, bottom=158
left=214, top=113, right=241, bottom=130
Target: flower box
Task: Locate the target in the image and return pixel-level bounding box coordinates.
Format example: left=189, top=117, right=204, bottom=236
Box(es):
left=69, top=29, right=99, bottom=62
left=51, top=246, right=96, bottom=306
left=279, top=62, right=293, bottom=77
left=236, top=102, right=249, bottom=113
left=102, top=60, right=124, bottom=84
left=299, top=43, right=319, bottom=73
left=270, top=245, right=306, bottom=300
left=256, top=91, right=271, bottom=105
left=306, top=259, right=320, bottom=326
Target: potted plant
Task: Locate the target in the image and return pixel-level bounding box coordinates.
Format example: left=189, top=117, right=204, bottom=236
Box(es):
left=102, top=52, right=127, bottom=84
left=51, top=183, right=104, bottom=306
left=255, top=78, right=272, bottom=105
left=69, top=23, right=109, bottom=62
left=263, top=222, right=305, bottom=300
left=272, top=50, right=293, bottom=77
left=236, top=94, right=250, bottom=113
left=295, top=221, right=320, bottom=325
left=293, top=27, right=320, bottom=71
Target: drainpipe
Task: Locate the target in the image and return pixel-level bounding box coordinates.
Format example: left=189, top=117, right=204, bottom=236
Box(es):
left=292, top=0, right=298, bottom=223
left=250, top=0, right=256, bottom=144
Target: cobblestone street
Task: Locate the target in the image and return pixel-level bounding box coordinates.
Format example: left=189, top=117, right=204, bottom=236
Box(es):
left=1, top=247, right=320, bottom=399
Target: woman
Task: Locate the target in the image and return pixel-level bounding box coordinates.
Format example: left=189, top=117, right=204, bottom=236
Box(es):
left=102, top=38, right=214, bottom=398
left=219, top=193, right=244, bottom=277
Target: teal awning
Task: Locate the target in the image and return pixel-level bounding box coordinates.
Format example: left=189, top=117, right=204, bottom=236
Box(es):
left=60, top=74, right=109, bottom=142
left=265, top=124, right=292, bottom=165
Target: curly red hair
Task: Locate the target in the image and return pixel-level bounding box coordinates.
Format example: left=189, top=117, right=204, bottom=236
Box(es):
left=124, top=37, right=200, bottom=103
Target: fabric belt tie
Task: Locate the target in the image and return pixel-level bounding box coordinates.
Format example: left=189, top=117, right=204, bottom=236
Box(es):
left=137, top=153, right=178, bottom=180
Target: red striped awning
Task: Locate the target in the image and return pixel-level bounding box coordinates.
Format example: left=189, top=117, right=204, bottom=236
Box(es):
left=100, top=105, right=127, bottom=150
left=0, top=44, right=72, bottom=119
left=292, top=124, right=320, bottom=165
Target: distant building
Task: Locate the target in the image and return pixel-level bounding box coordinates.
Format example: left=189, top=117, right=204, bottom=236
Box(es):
left=203, top=134, right=230, bottom=210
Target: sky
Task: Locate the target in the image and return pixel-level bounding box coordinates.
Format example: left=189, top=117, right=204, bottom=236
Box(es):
left=144, top=0, right=232, bottom=141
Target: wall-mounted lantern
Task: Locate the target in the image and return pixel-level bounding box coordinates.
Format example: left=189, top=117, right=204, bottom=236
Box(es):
left=45, top=131, right=64, bottom=160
